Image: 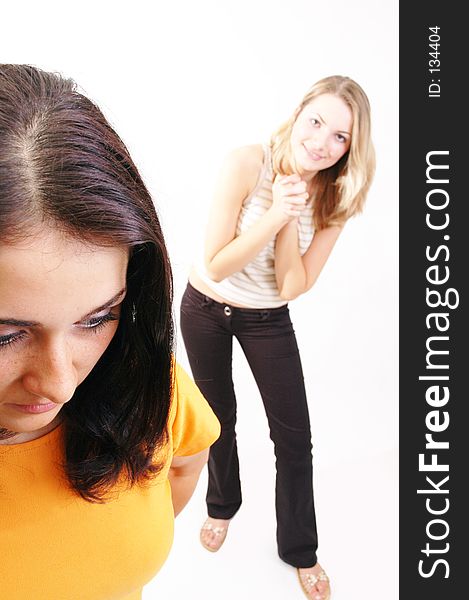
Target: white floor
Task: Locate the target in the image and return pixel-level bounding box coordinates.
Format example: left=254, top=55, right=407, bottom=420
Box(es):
left=143, top=447, right=398, bottom=600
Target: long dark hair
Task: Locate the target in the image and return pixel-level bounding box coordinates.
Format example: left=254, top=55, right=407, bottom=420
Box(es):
left=0, top=64, right=174, bottom=503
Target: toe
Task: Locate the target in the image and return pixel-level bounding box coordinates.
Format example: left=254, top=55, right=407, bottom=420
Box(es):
left=315, top=582, right=328, bottom=599
left=298, top=565, right=329, bottom=600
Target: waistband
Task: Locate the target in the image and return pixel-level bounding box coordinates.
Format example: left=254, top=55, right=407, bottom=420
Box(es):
left=184, top=281, right=289, bottom=314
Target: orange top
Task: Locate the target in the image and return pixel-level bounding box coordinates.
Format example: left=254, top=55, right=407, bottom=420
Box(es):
left=0, top=363, right=220, bottom=599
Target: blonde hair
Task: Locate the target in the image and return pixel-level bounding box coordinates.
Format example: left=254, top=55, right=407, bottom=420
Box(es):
left=270, top=75, right=375, bottom=230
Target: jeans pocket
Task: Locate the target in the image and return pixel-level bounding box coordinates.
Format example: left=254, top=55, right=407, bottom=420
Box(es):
left=181, top=287, right=198, bottom=312
left=181, top=286, right=212, bottom=316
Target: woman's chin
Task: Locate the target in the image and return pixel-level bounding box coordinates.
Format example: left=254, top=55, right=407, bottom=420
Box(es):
left=0, top=409, right=62, bottom=438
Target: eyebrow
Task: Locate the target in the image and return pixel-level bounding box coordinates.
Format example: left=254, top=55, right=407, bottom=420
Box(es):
left=313, top=112, right=351, bottom=136
left=0, top=288, right=127, bottom=328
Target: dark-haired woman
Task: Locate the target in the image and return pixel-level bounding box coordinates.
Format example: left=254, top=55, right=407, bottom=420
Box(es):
left=0, top=64, right=220, bottom=600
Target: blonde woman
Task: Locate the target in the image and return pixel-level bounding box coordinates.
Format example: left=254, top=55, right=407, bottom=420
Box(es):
left=180, top=76, right=375, bottom=600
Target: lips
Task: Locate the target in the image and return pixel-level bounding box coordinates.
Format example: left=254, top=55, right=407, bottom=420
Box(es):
left=304, top=146, right=324, bottom=161
left=7, top=402, right=57, bottom=414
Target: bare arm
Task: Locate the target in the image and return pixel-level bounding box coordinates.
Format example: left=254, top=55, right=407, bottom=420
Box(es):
left=275, top=221, right=343, bottom=300
left=204, top=147, right=307, bottom=282
left=168, top=448, right=209, bottom=517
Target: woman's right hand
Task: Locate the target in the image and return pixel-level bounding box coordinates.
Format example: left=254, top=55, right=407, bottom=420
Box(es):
left=270, top=174, right=309, bottom=225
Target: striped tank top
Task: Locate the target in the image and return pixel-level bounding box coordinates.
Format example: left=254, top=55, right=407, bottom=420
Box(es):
left=197, top=144, right=315, bottom=308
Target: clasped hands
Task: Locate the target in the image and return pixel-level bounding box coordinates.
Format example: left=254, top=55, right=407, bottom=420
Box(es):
left=270, top=174, right=310, bottom=225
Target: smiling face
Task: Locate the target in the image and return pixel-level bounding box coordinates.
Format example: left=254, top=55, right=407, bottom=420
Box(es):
left=0, top=229, right=128, bottom=444
left=289, top=93, right=353, bottom=177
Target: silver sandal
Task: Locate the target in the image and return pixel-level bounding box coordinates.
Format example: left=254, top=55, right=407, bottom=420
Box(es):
left=199, top=518, right=229, bottom=552
left=297, top=568, right=331, bottom=600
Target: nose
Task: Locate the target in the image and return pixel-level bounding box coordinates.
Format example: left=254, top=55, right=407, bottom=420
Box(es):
left=22, top=338, right=78, bottom=405
left=311, top=132, right=327, bottom=152
left=312, top=133, right=326, bottom=152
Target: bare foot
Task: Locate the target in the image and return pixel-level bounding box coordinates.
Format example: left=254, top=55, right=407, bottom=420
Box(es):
left=297, top=563, right=330, bottom=600
left=199, top=517, right=230, bottom=552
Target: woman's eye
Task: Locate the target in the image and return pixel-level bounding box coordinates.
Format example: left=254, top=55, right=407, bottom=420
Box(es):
left=80, top=312, right=118, bottom=332
left=336, top=134, right=346, bottom=143
left=0, top=331, right=27, bottom=349
left=310, top=118, right=319, bottom=126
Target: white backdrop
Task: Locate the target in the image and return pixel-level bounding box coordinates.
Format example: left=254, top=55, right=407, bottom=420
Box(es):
left=2, top=1, right=398, bottom=598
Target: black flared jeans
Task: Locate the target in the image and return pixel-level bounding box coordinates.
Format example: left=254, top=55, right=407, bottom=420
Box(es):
left=180, top=282, right=318, bottom=568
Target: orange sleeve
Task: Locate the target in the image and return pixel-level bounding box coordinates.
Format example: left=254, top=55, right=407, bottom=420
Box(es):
left=169, top=362, right=221, bottom=457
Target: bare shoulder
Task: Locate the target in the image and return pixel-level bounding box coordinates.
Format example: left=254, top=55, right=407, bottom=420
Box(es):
left=221, top=144, right=265, bottom=195
left=226, top=144, right=264, bottom=168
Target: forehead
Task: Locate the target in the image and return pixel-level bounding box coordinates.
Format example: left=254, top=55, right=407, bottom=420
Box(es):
left=0, top=230, right=128, bottom=323
left=301, top=93, right=353, bottom=130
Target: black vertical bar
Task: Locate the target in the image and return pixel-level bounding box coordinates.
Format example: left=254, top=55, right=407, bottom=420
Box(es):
left=400, top=2, right=466, bottom=597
